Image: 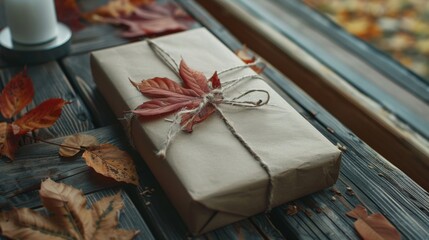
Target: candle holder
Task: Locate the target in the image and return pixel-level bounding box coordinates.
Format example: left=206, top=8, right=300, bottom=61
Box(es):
left=0, top=23, right=71, bottom=64
left=0, top=0, right=72, bottom=64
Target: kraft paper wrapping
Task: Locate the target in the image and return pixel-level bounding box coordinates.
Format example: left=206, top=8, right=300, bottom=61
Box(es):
left=91, top=28, right=341, bottom=235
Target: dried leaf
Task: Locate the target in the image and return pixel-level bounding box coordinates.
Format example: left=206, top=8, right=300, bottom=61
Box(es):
left=59, top=134, right=99, bottom=157
left=179, top=59, right=210, bottom=95
left=133, top=59, right=220, bottom=132
left=88, top=2, right=194, bottom=38
left=85, top=0, right=153, bottom=20
left=131, top=77, right=199, bottom=98
left=236, top=46, right=265, bottom=74
left=133, top=97, right=200, bottom=117
left=0, top=208, right=64, bottom=240
left=13, top=98, right=69, bottom=135
left=83, top=144, right=139, bottom=185
left=347, top=205, right=401, bottom=240
left=0, top=122, right=19, bottom=160
left=55, top=0, right=85, bottom=31
left=0, top=69, right=34, bottom=119
left=0, top=178, right=138, bottom=240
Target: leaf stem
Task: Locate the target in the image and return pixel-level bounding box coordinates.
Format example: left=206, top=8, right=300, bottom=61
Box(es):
left=31, top=136, right=83, bottom=151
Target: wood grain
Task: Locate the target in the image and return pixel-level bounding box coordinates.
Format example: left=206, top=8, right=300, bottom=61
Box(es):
left=61, top=54, right=117, bottom=127
left=0, top=62, right=94, bottom=141
left=0, top=125, right=130, bottom=210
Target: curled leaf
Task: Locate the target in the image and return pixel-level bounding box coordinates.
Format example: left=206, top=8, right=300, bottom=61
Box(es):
left=59, top=134, right=99, bottom=157
left=0, top=69, right=34, bottom=119
left=0, top=178, right=138, bottom=240
left=13, top=98, right=69, bottom=135
left=83, top=144, right=139, bottom=185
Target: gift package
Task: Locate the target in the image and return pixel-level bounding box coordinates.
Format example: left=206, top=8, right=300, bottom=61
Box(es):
left=91, top=28, right=341, bottom=235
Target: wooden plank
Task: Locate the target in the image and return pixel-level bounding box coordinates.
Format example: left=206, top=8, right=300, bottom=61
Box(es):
left=176, top=0, right=429, bottom=239
left=0, top=62, right=94, bottom=141
left=70, top=24, right=130, bottom=55
left=85, top=189, right=156, bottom=240
left=61, top=53, right=117, bottom=127
left=0, top=189, right=155, bottom=240
left=0, top=125, right=131, bottom=210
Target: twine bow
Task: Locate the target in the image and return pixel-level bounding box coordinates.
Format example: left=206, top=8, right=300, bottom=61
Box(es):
left=136, top=40, right=275, bottom=211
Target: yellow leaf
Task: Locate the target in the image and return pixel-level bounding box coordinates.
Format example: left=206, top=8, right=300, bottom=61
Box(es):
left=83, top=144, right=139, bottom=185
left=0, top=179, right=138, bottom=240
left=59, top=134, right=99, bottom=157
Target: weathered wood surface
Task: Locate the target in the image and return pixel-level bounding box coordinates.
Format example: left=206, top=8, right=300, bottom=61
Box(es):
left=179, top=0, right=429, bottom=239
left=1, top=0, right=429, bottom=239
left=1, top=189, right=155, bottom=240
left=0, top=126, right=128, bottom=210
left=0, top=62, right=94, bottom=140
left=61, top=54, right=117, bottom=127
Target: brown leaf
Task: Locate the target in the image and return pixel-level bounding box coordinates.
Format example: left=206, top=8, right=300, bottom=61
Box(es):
left=0, top=122, right=19, bottom=160
left=0, top=179, right=138, bottom=240
left=85, top=0, right=154, bottom=20
left=235, top=46, right=265, bottom=74
left=59, top=134, right=99, bottom=157
left=0, top=208, right=64, bottom=240
left=347, top=205, right=401, bottom=240
left=92, top=193, right=139, bottom=239
left=0, top=69, right=34, bottom=119
left=13, top=98, right=69, bottom=135
left=40, top=178, right=94, bottom=239
left=346, top=204, right=368, bottom=219
left=83, top=144, right=139, bottom=185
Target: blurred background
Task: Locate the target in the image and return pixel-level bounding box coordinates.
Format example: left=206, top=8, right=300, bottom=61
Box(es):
left=304, top=0, right=429, bottom=82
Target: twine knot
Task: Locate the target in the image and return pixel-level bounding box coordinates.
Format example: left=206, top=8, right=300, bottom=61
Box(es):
left=142, top=40, right=275, bottom=212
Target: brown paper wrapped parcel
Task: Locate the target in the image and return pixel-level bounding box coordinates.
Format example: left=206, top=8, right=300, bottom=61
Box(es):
left=91, top=28, right=341, bottom=235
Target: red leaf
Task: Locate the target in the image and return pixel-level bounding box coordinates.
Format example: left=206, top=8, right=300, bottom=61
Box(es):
left=347, top=205, right=401, bottom=240
left=0, top=122, right=19, bottom=160
left=179, top=59, right=210, bottom=96
left=88, top=2, right=194, bottom=38
left=133, top=59, right=220, bottom=131
left=13, top=99, right=69, bottom=135
left=55, top=0, right=85, bottom=32
left=133, top=97, right=199, bottom=117
left=119, top=17, right=188, bottom=38
left=209, top=71, right=221, bottom=89
left=181, top=104, right=216, bottom=133
left=131, top=77, right=199, bottom=98
left=0, top=69, right=34, bottom=119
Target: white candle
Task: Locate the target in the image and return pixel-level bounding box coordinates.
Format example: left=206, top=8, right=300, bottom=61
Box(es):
left=5, top=0, right=58, bottom=45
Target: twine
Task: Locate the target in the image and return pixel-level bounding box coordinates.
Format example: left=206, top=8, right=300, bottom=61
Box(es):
left=143, top=40, right=274, bottom=211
